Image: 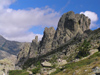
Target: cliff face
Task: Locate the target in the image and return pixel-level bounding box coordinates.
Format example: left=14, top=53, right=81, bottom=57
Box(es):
left=39, top=11, right=90, bottom=53
left=52, top=11, right=90, bottom=48
left=17, top=43, right=30, bottom=65
left=16, top=11, right=91, bottom=66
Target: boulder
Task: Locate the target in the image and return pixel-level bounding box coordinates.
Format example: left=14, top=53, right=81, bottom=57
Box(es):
left=57, top=59, right=67, bottom=66
left=89, top=49, right=98, bottom=55
left=41, top=61, right=52, bottom=67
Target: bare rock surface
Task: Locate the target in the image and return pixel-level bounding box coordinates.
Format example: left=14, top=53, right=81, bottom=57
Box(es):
left=52, top=11, right=90, bottom=48
left=41, top=61, right=52, bottom=67
left=39, top=27, right=55, bottom=54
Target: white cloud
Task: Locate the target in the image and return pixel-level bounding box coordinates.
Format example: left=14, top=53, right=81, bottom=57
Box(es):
left=80, top=11, right=98, bottom=28
left=5, top=33, right=43, bottom=42
left=0, top=0, right=60, bottom=42
left=0, top=0, right=16, bottom=10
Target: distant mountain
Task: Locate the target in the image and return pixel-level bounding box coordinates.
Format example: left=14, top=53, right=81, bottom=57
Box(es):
left=0, top=35, right=24, bottom=59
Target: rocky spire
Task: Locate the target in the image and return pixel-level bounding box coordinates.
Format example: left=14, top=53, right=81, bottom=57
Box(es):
left=39, top=27, right=55, bottom=54
left=28, top=36, right=39, bottom=58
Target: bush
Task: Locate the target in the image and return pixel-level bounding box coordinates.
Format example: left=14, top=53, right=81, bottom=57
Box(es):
left=76, top=40, right=91, bottom=58
left=98, top=46, right=100, bottom=51
left=32, top=67, right=40, bottom=74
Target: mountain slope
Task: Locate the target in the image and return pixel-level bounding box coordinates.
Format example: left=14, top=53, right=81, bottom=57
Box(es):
left=0, top=35, right=24, bottom=59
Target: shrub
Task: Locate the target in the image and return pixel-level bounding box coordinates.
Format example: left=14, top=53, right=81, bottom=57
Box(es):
left=32, top=67, right=40, bottom=74
left=98, top=46, right=100, bottom=51
left=76, top=40, right=91, bottom=58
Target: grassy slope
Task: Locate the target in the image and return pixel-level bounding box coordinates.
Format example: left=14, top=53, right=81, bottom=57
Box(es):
left=9, top=70, right=29, bottom=75
left=51, top=52, right=100, bottom=75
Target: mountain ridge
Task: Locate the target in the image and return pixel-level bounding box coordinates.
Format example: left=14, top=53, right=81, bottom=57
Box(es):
left=0, top=35, right=24, bottom=59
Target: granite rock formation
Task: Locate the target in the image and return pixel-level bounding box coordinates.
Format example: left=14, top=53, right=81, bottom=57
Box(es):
left=28, top=36, right=39, bottom=58
left=16, top=11, right=92, bottom=67
left=17, top=43, right=30, bottom=65
left=39, top=27, right=55, bottom=54
left=52, top=11, right=90, bottom=48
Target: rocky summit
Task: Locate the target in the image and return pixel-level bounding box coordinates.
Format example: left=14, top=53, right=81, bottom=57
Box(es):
left=53, top=11, right=90, bottom=48
left=14, top=11, right=100, bottom=75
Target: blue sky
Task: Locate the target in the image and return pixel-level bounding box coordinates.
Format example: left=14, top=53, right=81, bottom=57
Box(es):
left=0, top=0, right=99, bottom=42
left=10, top=0, right=99, bottom=14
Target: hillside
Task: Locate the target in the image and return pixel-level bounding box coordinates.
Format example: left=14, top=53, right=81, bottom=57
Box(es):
left=0, top=35, right=22, bottom=55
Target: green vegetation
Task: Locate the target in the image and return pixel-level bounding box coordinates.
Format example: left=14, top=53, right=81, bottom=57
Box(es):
left=50, top=52, right=100, bottom=75
left=76, top=40, right=91, bottom=58
left=31, top=67, right=40, bottom=74
left=9, top=70, right=29, bottom=75
left=50, top=55, right=57, bottom=63
left=31, top=61, right=41, bottom=74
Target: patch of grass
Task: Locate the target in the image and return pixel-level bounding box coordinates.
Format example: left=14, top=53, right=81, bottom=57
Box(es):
left=9, top=70, right=29, bottom=75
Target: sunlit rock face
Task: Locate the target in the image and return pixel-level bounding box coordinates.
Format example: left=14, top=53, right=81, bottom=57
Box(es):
left=52, top=11, right=90, bottom=48
left=39, top=27, right=56, bottom=54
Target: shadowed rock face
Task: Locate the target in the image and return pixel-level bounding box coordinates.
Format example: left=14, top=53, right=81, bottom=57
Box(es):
left=52, top=11, right=90, bottom=48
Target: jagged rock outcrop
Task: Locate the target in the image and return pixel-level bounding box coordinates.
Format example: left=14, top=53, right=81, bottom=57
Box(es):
left=39, top=27, right=55, bottom=54
left=29, top=11, right=90, bottom=56
left=17, top=43, right=30, bottom=65
left=28, top=36, right=39, bottom=58
left=52, top=11, right=90, bottom=48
